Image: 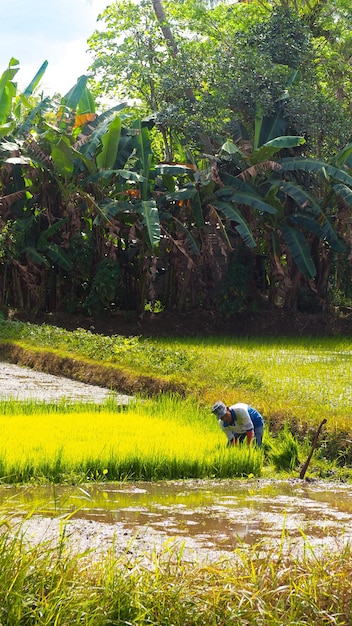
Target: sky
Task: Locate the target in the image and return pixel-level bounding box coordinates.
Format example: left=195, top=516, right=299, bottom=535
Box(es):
left=1, top=0, right=112, bottom=97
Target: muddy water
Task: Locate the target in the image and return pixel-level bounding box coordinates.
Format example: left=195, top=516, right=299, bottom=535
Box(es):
left=3, top=479, right=352, bottom=560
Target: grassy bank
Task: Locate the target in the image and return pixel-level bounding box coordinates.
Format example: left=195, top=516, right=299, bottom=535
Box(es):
left=1, top=518, right=352, bottom=626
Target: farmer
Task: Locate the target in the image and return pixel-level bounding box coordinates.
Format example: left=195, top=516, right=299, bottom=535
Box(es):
left=212, top=401, right=264, bottom=447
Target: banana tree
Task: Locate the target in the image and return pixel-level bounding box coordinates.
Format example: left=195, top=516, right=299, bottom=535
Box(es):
left=154, top=131, right=351, bottom=312
left=214, top=137, right=351, bottom=309
left=0, top=70, right=126, bottom=310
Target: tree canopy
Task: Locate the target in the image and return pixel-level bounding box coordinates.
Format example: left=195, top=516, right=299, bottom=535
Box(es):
left=87, top=0, right=352, bottom=160
left=0, top=1, right=351, bottom=320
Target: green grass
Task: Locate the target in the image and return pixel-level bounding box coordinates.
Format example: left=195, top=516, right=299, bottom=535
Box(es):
left=1, top=515, right=352, bottom=625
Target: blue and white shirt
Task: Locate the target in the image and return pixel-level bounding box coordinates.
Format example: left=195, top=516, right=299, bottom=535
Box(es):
left=218, top=402, right=255, bottom=442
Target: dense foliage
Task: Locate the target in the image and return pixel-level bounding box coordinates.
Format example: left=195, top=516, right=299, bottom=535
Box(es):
left=0, top=0, right=351, bottom=318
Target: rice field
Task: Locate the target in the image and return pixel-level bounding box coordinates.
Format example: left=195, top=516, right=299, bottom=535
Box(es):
left=0, top=322, right=352, bottom=624
left=1, top=321, right=351, bottom=429
left=166, top=336, right=352, bottom=423
left=0, top=396, right=263, bottom=483
left=0, top=320, right=351, bottom=480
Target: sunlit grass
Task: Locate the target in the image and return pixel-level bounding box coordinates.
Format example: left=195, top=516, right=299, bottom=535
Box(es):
left=1, top=321, right=350, bottom=431
left=1, top=513, right=352, bottom=626
left=0, top=396, right=263, bottom=483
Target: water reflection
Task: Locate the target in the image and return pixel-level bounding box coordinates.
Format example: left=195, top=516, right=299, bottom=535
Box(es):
left=1, top=479, right=352, bottom=553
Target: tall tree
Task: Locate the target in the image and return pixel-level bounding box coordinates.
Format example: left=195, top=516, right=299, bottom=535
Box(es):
left=88, top=0, right=352, bottom=160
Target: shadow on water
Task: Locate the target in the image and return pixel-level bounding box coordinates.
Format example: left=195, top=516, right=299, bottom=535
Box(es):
left=1, top=479, right=352, bottom=555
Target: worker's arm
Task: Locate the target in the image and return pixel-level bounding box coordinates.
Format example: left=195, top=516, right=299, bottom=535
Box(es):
left=246, top=429, right=254, bottom=445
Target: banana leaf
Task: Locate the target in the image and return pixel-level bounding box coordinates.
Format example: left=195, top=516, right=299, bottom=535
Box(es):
left=82, top=170, right=145, bottom=184
left=132, top=121, right=154, bottom=201
left=224, top=191, right=277, bottom=215
left=191, top=191, right=204, bottom=229
left=17, top=98, right=51, bottom=135
left=0, top=80, right=16, bottom=125
left=218, top=140, right=246, bottom=159
left=0, top=58, right=19, bottom=97
left=255, top=70, right=300, bottom=149
left=333, top=184, right=352, bottom=207
left=45, top=243, right=72, bottom=271
left=24, top=247, right=50, bottom=267
left=280, top=224, right=316, bottom=278
left=218, top=174, right=252, bottom=192
left=276, top=181, right=345, bottom=251
left=279, top=158, right=352, bottom=187
left=80, top=113, right=119, bottom=161
left=213, top=200, right=255, bottom=248
left=0, top=122, right=15, bottom=141
left=37, top=219, right=68, bottom=249
left=165, top=188, right=197, bottom=201
left=252, top=136, right=305, bottom=165
left=161, top=212, right=200, bottom=256
left=113, top=134, right=134, bottom=170
left=289, top=213, right=346, bottom=253
left=5, top=156, right=32, bottom=165
left=165, top=187, right=204, bottom=228
left=76, top=86, right=96, bottom=115
left=155, top=164, right=194, bottom=176
left=273, top=181, right=319, bottom=210
left=61, top=75, right=88, bottom=111
left=136, top=200, right=161, bottom=248
left=96, top=114, right=122, bottom=170
left=51, top=137, right=74, bottom=177
left=331, top=143, right=352, bottom=169
left=21, top=60, right=48, bottom=98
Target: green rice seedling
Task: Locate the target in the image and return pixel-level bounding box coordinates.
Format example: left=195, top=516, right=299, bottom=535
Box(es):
left=0, top=394, right=263, bottom=483
left=269, top=424, right=301, bottom=472
left=1, top=320, right=352, bottom=464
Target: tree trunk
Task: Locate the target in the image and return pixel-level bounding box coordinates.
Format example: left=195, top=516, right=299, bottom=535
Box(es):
left=151, top=0, right=214, bottom=155
left=151, top=0, right=179, bottom=59
left=284, top=268, right=302, bottom=311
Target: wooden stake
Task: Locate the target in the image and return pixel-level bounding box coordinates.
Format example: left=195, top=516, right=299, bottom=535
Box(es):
left=299, top=419, right=327, bottom=480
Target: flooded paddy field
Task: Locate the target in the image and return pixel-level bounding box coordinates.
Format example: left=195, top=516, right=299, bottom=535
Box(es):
left=2, top=479, right=352, bottom=562
left=0, top=361, right=351, bottom=563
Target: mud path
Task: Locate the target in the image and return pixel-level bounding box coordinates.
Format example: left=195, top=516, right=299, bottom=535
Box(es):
left=0, top=361, right=130, bottom=403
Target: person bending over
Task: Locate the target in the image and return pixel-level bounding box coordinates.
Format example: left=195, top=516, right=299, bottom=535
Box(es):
left=212, top=401, right=264, bottom=447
